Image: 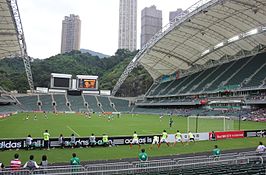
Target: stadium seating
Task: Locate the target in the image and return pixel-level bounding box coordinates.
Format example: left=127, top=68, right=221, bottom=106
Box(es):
left=0, top=95, right=16, bottom=104
left=170, top=70, right=204, bottom=95
left=17, top=95, right=39, bottom=111
left=179, top=67, right=217, bottom=94
left=97, top=96, right=115, bottom=112
left=243, top=62, right=266, bottom=88
left=149, top=81, right=172, bottom=96
left=191, top=64, right=224, bottom=93
left=225, top=53, right=265, bottom=87
left=53, top=94, right=70, bottom=112
left=67, top=95, right=85, bottom=112
left=143, top=52, right=266, bottom=103
left=109, top=97, right=132, bottom=112
left=159, top=77, right=186, bottom=95
left=0, top=104, right=21, bottom=113
left=204, top=56, right=251, bottom=92
left=39, top=94, right=53, bottom=111
left=83, top=95, right=102, bottom=112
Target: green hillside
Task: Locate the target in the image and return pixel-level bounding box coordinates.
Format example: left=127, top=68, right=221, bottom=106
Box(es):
left=0, top=49, right=153, bottom=96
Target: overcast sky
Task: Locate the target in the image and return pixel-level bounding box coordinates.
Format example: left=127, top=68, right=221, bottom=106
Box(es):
left=18, top=0, right=198, bottom=59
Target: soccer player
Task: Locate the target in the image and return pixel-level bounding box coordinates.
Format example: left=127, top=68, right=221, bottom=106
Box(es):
left=210, top=131, right=216, bottom=141
left=70, top=134, right=76, bottom=148
left=58, top=134, right=64, bottom=148
left=158, top=130, right=170, bottom=148
left=102, top=134, right=109, bottom=147
left=43, top=130, right=50, bottom=150
left=34, top=114, right=37, bottom=120
left=0, top=161, right=4, bottom=170
left=70, top=153, right=80, bottom=165
left=174, top=130, right=183, bottom=146
left=44, top=111, right=48, bottom=119
left=138, top=149, right=148, bottom=162
left=188, top=131, right=195, bottom=144
left=25, top=135, right=33, bottom=150
left=212, top=145, right=221, bottom=160
left=169, top=117, right=173, bottom=128
left=159, top=114, right=163, bottom=121
left=26, top=114, right=29, bottom=120
left=89, top=133, right=96, bottom=147
left=150, top=135, right=159, bottom=149
left=130, top=131, right=140, bottom=149
left=10, top=153, right=22, bottom=171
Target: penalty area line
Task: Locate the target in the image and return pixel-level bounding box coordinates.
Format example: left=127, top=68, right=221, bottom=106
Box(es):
left=66, top=125, right=81, bottom=137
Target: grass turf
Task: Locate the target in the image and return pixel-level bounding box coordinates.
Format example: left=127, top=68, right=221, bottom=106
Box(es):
left=0, top=112, right=265, bottom=165
left=0, top=113, right=265, bottom=138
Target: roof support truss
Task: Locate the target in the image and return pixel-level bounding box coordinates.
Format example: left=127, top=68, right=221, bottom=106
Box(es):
left=7, top=0, right=34, bottom=92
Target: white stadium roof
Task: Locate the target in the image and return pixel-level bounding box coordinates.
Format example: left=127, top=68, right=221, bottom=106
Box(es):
left=113, top=0, right=266, bottom=95
left=0, top=0, right=22, bottom=59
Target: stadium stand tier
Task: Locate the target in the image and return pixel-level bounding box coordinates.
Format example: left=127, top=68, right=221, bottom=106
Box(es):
left=83, top=95, right=103, bottom=113
left=53, top=94, right=70, bottom=112
left=68, top=95, right=85, bottom=112
left=109, top=97, right=132, bottom=112
left=17, top=95, right=39, bottom=111
left=146, top=52, right=266, bottom=98
left=97, top=96, right=115, bottom=112
left=39, top=94, right=53, bottom=111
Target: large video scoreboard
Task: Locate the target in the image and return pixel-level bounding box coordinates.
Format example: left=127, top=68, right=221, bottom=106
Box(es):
left=77, top=75, right=98, bottom=90
left=50, top=73, right=72, bottom=89
left=50, top=73, right=98, bottom=91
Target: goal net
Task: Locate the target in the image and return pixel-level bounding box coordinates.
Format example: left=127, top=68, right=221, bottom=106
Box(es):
left=187, top=115, right=234, bottom=132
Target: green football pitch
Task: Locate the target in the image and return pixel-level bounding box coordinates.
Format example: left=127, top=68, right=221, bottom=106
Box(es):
left=0, top=112, right=265, bottom=165
left=0, top=112, right=265, bottom=138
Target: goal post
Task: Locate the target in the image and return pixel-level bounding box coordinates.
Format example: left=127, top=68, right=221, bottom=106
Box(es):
left=187, top=115, right=234, bottom=132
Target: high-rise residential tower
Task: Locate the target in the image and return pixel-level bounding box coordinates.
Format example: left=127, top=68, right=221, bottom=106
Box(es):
left=61, top=14, right=81, bottom=54
left=169, top=8, right=188, bottom=22
left=141, top=5, right=162, bottom=49
left=118, top=0, right=137, bottom=51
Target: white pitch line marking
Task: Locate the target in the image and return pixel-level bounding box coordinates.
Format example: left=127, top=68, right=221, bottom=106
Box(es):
left=66, top=125, right=81, bottom=137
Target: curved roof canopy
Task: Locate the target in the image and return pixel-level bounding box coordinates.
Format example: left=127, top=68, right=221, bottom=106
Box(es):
left=0, top=0, right=21, bottom=59
left=138, top=0, right=266, bottom=80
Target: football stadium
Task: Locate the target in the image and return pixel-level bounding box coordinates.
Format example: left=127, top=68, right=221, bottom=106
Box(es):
left=0, top=0, right=266, bottom=174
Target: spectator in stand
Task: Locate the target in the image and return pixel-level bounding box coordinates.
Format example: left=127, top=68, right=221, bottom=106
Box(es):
left=10, top=153, right=22, bottom=171
left=23, top=155, right=39, bottom=171
left=256, top=142, right=266, bottom=154
left=70, top=153, right=80, bottom=165
left=25, top=134, right=33, bottom=150
left=59, top=134, right=64, bottom=148
left=138, top=149, right=148, bottom=162
left=212, top=145, right=221, bottom=160
left=40, top=155, right=48, bottom=167
left=70, top=134, right=76, bottom=148
left=89, top=133, right=96, bottom=147
left=43, top=130, right=50, bottom=150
